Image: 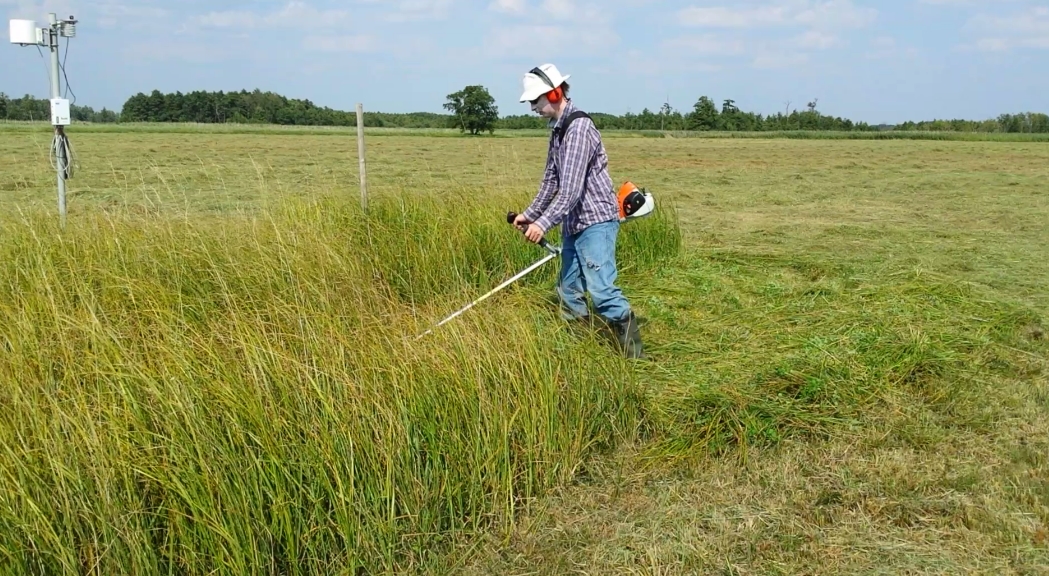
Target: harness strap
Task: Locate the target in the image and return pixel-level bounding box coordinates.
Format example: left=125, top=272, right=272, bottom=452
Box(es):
left=554, top=110, right=591, bottom=145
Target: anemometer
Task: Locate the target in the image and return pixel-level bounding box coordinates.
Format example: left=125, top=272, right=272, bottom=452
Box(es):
left=9, top=13, right=80, bottom=225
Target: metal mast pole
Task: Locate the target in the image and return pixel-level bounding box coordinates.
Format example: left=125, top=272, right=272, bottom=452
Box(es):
left=47, top=12, right=67, bottom=225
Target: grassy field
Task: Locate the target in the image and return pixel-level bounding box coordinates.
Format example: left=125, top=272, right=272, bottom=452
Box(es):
left=1, top=124, right=1047, bottom=574
left=5, top=119, right=1049, bottom=140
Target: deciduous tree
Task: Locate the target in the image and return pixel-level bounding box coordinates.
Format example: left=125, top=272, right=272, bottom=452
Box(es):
left=443, top=85, right=499, bottom=135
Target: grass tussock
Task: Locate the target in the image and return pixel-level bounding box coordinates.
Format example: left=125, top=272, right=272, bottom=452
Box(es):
left=0, top=191, right=679, bottom=574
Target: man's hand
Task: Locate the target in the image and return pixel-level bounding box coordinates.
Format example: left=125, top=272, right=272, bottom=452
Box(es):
left=513, top=213, right=530, bottom=231
left=524, top=223, right=544, bottom=244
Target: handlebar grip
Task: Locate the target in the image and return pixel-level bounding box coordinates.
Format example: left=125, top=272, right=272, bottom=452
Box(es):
left=507, top=211, right=556, bottom=252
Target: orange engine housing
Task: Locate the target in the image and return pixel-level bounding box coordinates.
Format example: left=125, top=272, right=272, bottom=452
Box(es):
left=617, top=181, right=644, bottom=220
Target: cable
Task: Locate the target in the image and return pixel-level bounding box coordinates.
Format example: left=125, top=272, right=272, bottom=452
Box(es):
left=35, top=44, right=52, bottom=97
left=54, top=24, right=77, bottom=178
left=60, top=34, right=76, bottom=106
left=50, top=129, right=76, bottom=179
left=57, top=28, right=78, bottom=176
left=32, top=22, right=79, bottom=180
left=35, top=27, right=77, bottom=108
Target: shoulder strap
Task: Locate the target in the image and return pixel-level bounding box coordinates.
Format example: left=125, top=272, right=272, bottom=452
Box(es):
left=556, top=110, right=591, bottom=145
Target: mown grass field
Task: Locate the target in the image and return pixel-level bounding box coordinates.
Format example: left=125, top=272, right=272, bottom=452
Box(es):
left=1, top=123, right=1047, bottom=574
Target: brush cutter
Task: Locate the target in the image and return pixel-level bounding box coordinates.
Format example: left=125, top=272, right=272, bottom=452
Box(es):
left=414, top=212, right=560, bottom=339
left=414, top=183, right=655, bottom=339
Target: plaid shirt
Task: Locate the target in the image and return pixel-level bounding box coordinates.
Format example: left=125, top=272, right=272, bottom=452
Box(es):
left=522, top=100, right=620, bottom=237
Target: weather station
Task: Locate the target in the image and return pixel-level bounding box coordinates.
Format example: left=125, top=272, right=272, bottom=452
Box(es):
left=9, top=13, right=79, bottom=225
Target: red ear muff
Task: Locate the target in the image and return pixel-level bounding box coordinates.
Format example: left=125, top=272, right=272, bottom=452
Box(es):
left=527, top=67, right=564, bottom=104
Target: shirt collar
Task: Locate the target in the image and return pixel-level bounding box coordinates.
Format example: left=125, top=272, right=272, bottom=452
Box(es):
left=549, top=99, right=576, bottom=130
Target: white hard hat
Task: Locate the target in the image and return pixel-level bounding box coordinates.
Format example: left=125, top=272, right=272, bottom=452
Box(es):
left=520, top=63, right=571, bottom=102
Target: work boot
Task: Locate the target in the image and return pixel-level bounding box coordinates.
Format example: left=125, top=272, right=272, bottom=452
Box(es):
left=612, top=311, right=645, bottom=359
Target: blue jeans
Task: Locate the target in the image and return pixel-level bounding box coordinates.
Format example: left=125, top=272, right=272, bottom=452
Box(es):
left=556, top=220, right=632, bottom=323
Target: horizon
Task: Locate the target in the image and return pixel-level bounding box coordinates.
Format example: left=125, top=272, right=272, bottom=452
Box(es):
left=2, top=1, right=1047, bottom=126
left=6, top=87, right=1039, bottom=126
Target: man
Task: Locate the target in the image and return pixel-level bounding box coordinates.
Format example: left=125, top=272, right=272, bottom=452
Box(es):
left=512, top=63, right=644, bottom=359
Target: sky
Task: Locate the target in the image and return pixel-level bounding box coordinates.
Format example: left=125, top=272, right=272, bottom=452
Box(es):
left=1, top=0, right=1047, bottom=124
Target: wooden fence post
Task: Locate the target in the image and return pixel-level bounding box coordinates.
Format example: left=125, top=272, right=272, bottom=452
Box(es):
left=356, top=102, right=368, bottom=212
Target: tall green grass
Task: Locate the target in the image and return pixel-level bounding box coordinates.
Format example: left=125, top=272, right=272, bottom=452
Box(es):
left=0, top=190, right=680, bottom=574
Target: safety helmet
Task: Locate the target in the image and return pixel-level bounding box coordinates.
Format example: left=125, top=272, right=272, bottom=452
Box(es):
left=520, top=63, right=571, bottom=103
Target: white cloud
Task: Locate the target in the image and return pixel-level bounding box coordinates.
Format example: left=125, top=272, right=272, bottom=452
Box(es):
left=662, top=34, right=746, bottom=55
left=871, top=36, right=894, bottom=48
left=3, top=0, right=171, bottom=29
left=540, top=0, right=575, bottom=19
left=303, top=34, right=375, bottom=52
left=193, top=0, right=454, bottom=29
left=863, top=35, right=918, bottom=59
left=794, top=30, right=837, bottom=49
left=95, top=3, right=167, bottom=18
left=752, top=51, right=808, bottom=69
left=962, top=6, right=1049, bottom=51
left=591, top=48, right=722, bottom=77
left=483, top=1, right=614, bottom=58
left=3, top=0, right=78, bottom=21
left=981, top=5, right=1049, bottom=35
left=793, top=0, right=875, bottom=28
left=487, top=0, right=577, bottom=19
left=195, top=2, right=353, bottom=29
left=678, top=5, right=788, bottom=27
left=671, top=0, right=872, bottom=69
left=918, top=0, right=1031, bottom=5
left=94, top=3, right=169, bottom=28
left=484, top=21, right=612, bottom=57
left=121, top=40, right=226, bottom=64
left=645, top=36, right=737, bottom=78
left=975, top=38, right=1009, bottom=51
left=384, top=0, right=454, bottom=21
left=678, top=0, right=876, bottom=30
left=188, top=1, right=392, bottom=56
left=489, top=0, right=526, bottom=14
left=94, top=2, right=165, bottom=18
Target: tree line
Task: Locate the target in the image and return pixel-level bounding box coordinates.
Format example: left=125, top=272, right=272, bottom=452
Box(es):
left=0, top=93, right=119, bottom=123
left=2, top=88, right=1047, bottom=134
